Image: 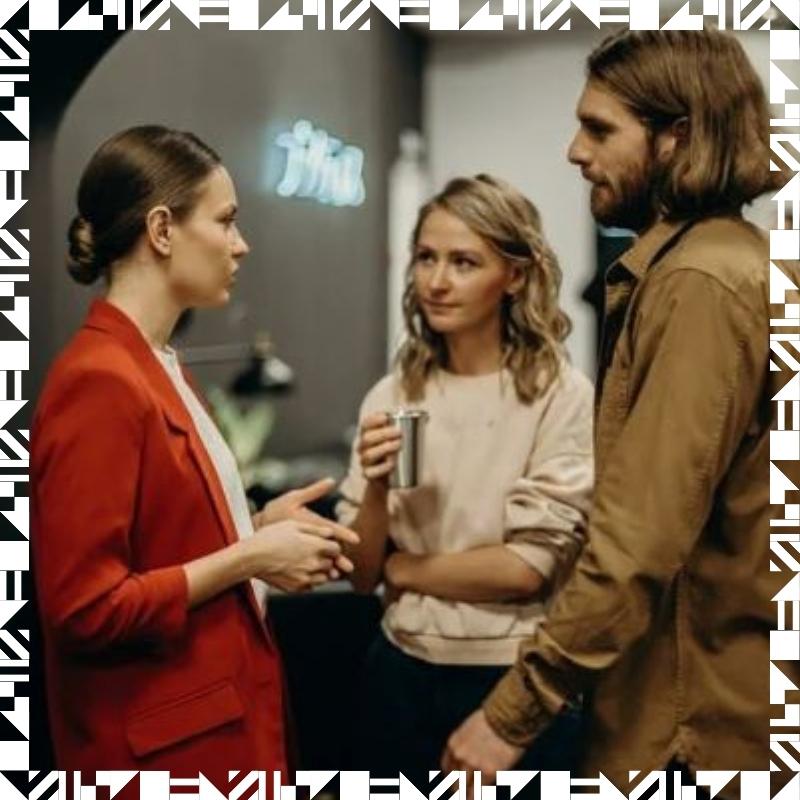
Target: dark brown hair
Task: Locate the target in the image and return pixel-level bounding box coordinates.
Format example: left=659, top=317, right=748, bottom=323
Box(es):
left=398, top=174, right=571, bottom=404
left=587, top=28, right=780, bottom=218
left=67, top=125, right=221, bottom=285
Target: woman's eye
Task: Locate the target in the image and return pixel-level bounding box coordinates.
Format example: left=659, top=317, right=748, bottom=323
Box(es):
left=454, top=258, right=477, bottom=271
left=415, top=252, right=434, bottom=265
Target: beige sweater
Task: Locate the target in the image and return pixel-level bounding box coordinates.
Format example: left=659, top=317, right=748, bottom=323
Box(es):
left=337, top=364, right=594, bottom=665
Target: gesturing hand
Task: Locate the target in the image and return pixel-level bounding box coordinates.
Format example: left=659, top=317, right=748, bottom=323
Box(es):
left=247, top=518, right=346, bottom=593
left=253, top=477, right=335, bottom=527
left=252, top=477, right=359, bottom=580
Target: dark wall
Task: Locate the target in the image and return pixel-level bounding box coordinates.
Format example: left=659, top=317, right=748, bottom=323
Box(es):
left=32, top=24, right=424, bottom=457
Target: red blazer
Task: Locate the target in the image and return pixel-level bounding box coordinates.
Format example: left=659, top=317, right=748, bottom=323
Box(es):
left=31, top=299, right=287, bottom=779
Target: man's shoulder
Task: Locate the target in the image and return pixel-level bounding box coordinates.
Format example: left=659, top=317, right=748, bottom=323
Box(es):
left=658, top=215, right=768, bottom=296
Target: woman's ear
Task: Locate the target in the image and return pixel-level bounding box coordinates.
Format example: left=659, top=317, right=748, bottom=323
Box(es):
left=145, top=205, right=173, bottom=257
left=506, top=264, right=526, bottom=297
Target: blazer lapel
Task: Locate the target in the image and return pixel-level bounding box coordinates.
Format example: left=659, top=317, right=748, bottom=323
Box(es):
left=83, top=298, right=271, bottom=636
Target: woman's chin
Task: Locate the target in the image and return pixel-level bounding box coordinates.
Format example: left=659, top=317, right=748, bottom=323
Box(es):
left=423, top=315, right=462, bottom=335
left=198, top=290, right=231, bottom=308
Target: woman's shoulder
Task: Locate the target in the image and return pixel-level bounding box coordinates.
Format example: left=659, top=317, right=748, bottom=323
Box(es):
left=552, top=361, right=595, bottom=399
left=358, top=372, right=404, bottom=414
left=39, top=329, right=150, bottom=415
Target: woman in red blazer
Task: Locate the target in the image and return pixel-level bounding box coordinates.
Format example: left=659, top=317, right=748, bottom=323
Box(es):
left=31, top=126, right=355, bottom=784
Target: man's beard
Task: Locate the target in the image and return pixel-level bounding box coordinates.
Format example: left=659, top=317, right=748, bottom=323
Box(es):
left=590, top=153, right=664, bottom=233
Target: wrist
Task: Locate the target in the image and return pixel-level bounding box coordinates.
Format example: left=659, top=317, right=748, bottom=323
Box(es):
left=365, top=479, right=389, bottom=501
left=234, top=537, right=260, bottom=581
left=389, top=552, right=420, bottom=592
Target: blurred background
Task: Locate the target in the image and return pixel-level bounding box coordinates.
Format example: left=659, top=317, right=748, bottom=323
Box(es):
left=25, top=5, right=788, bottom=782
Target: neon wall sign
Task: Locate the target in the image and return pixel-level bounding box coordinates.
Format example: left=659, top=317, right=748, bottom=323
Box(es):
left=275, top=119, right=366, bottom=207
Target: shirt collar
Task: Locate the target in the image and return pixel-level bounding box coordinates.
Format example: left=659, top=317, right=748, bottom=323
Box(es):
left=610, top=218, right=697, bottom=284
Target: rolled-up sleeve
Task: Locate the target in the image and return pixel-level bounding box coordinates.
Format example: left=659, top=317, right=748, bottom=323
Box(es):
left=483, top=268, right=767, bottom=746
left=503, top=369, right=594, bottom=588
left=32, top=367, right=188, bottom=653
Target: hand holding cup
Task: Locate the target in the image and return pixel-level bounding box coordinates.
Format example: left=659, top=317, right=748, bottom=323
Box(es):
left=358, top=412, right=402, bottom=484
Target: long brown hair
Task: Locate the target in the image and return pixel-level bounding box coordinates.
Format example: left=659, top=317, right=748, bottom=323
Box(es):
left=397, top=175, right=571, bottom=404
left=587, top=28, right=779, bottom=218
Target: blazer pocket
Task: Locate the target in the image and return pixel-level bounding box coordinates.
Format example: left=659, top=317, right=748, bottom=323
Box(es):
left=126, top=679, right=244, bottom=758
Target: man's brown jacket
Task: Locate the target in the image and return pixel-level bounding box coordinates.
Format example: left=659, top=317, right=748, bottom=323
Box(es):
left=484, top=215, right=798, bottom=790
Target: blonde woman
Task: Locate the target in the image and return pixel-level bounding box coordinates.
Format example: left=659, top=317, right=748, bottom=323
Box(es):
left=337, top=175, right=594, bottom=786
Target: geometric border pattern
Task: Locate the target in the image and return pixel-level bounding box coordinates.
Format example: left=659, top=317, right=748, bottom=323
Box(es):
left=0, top=0, right=794, bottom=796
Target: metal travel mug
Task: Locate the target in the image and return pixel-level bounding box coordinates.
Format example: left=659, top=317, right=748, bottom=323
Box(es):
left=389, top=409, right=428, bottom=489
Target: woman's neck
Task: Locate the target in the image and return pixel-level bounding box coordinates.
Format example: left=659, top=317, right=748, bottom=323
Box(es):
left=444, top=321, right=503, bottom=376
left=105, top=259, right=182, bottom=350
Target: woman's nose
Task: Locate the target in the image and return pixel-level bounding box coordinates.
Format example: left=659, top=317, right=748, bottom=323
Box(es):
left=233, top=230, right=250, bottom=258
left=428, top=262, right=451, bottom=291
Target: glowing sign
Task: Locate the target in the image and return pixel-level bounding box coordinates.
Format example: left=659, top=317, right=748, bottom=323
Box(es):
left=275, top=120, right=366, bottom=207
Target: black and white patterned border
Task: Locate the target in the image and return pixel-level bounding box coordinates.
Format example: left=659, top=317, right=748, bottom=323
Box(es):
left=0, top=1, right=794, bottom=797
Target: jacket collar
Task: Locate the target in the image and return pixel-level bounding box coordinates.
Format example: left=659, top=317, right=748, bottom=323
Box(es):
left=83, top=298, right=194, bottom=434
left=610, top=218, right=697, bottom=284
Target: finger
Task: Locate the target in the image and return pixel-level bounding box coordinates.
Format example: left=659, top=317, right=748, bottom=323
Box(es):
left=334, top=553, right=354, bottom=573
left=328, top=568, right=340, bottom=581
left=358, top=427, right=402, bottom=452
left=317, top=540, right=342, bottom=559
left=289, top=477, right=336, bottom=507
left=361, top=440, right=402, bottom=467
left=312, top=554, right=335, bottom=572
left=329, top=523, right=359, bottom=546
left=360, top=411, right=393, bottom=431
left=309, top=572, right=329, bottom=587
left=297, top=509, right=360, bottom=545
left=306, top=537, right=342, bottom=566
left=298, top=522, right=336, bottom=539
left=251, top=511, right=266, bottom=529
left=364, top=462, right=396, bottom=481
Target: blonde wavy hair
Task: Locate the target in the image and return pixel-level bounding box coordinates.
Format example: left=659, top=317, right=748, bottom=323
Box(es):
left=397, top=175, right=571, bottom=404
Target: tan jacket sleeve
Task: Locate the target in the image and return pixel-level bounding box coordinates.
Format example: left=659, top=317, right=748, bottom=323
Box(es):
left=482, top=268, right=768, bottom=745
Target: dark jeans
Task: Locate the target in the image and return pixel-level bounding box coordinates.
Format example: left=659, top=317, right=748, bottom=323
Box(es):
left=356, top=632, right=584, bottom=798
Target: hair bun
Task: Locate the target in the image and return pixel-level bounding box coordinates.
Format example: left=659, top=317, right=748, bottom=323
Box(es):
left=66, top=215, right=101, bottom=285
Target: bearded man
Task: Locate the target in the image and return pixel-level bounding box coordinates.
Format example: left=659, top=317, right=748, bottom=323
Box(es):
left=442, top=28, right=793, bottom=794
